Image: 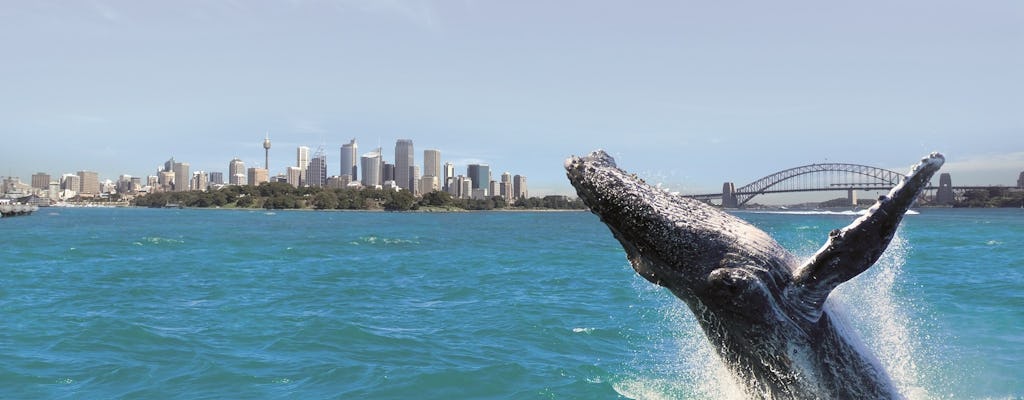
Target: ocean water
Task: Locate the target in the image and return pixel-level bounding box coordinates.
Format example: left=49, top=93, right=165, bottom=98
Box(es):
left=1, top=207, right=1021, bottom=399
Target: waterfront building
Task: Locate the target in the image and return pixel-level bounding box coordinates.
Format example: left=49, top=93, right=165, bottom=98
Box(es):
left=513, top=175, right=528, bottom=199
left=172, top=162, right=190, bottom=192
left=471, top=188, right=487, bottom=200
left=229, top=158, right=246, bottom=185
left=48, top=182, right=60, bottom=200
left=248, top=167, right=269, bottom=186
left=361, top=149, right=382, bottom=188
left=306, top=148, right=327, bottom=187
left=340, top=139, right=358, bottom=180
left=286, top=166, right=303, bottom=188
left=62, top=174, right=80, bottom=196
left=209, top=172, right=224, bottom=185
left=395, top=139, right=414, bottom=192
left=77, top=170, right=100, bottom=196
left=31, top=173, right=50, bottom=190
left=467, top=164, right=490, bottom=194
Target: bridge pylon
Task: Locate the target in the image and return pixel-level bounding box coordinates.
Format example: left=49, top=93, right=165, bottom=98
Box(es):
left=722, top=182, right=738, bottom=208
left=936, top=173, right=954, bottom=205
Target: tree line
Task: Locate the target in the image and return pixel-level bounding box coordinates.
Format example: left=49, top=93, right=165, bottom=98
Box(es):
left=132, top=182, right=587, bottom=211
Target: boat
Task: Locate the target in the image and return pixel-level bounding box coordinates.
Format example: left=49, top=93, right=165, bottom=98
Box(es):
left=0, top=201, right=38, bottom=217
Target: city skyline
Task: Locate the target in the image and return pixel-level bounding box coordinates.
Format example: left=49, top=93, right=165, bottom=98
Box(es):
left=1, top=2, right=1021, bottom=196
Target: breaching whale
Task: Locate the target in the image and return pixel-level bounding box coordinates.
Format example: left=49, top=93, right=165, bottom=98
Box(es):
left=565, top=150, right=943, bottom=399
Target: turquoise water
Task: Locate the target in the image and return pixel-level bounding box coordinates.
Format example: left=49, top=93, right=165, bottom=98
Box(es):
left=1, top=207, right=1021, bottom=399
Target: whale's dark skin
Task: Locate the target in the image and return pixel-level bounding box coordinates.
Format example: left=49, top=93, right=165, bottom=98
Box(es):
left=565, top=150, right=943, bottom=399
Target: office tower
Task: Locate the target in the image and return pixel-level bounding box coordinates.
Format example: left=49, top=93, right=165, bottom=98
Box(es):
left=423, top=149, right=441, bottom=179
left=306, top=148, right=327, bottom=187
left=383, top=162, right=395, bottom=183
left=192, top=171, right=209, bottom=192
left=130, top=177, right=142, bottom=191
left=361, top=149, right=382, bottom=188
left=297, top=145, right=310, bottom=177
left=340, top=139, right=358, bottom=179
left=442, top=162, right=454, bottom=192
left=164, top=157, right=175, bottom=173
left=31, top=173, right=50, bottom=190
left=286, top=166, right=303, bottom=188
left=467, top=164, right=490, bottom=193
left=116, top=175, right=133, bottom=194
left=159, top=171, right=175, bottom=190
left=410, top=165, right=420, bottom=195
left=229, top=158, right=246, bottom=185
left=500, top=172, right=512, bottom=201
left=76, top=171, right=99, bottom=195
left=513, top=175, right=528, bottom=199
left=248, top=168, right=269, bottom=186
left=1019, top=171, right=1024, bottom=189
left=489, top=180, right=498, bottom=199
left=147, top=176, right=158, bottom=187
left=395, top=139, right=414, bottom=191
left=209, top=172, right=224, bottom=185
left=172, top=162, right=190, bottom=192
left=62, top=174, right=80, bottom=192
left=263, top=132, right=272, bottom=170
left=48, top=182, right=60, bottom=200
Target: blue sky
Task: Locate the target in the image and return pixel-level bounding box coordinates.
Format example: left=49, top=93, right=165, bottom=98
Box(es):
left=2, top=1, right=1021, bottom=197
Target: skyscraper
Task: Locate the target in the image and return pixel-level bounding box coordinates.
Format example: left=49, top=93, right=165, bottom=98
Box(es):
left=442, top=162, right=454, bottom=191
left=286, top=166, right=303, bottom=188
left=395, top=139, right=414, bottom=192
left=360, top=149, right=382, bottom=188
left=31, top=173, right=51, bottom=190
left=410, top=165, right=420, bottom=195
left=500, top=172, right=512, bottom=201
left=513, top=175, right=528, bottom=200
left=209, top=172, right=224, bottom=185
left=423, top=149, right=441, bottom=179
left=76, top=170, right=99, bottom=196
left=340, top=139, right=358, bottom=180
left=172, top=162, right=190, bottom=192
left=229, top=158, right=246, bottom=185
left=248, top=168, right=269, bottom=186
left=62, top=174, right=80, bottom=193
left=306, top=148, right=327, bottom=187
left=467, top=164, right=490, bottom=193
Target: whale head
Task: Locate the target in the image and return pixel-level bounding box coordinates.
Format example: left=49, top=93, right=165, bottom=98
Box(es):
left=564, top=150, right=795, bottom=306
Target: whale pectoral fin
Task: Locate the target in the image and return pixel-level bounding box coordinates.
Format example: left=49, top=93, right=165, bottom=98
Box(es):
left=789, top=153, right=944, bottom=320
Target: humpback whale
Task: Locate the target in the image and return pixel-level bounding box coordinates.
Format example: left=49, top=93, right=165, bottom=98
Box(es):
left=565, top=150, right=943, bottom=399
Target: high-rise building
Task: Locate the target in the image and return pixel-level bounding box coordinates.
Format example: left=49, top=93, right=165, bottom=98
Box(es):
left=192, top=171, right=209, bottom=192
left=383, top=162, right=395, bottom=183
left=513, top=175, right=528, bottom=199
left=209, top=172, right=224, bottom=185
left=500, top=172, right=513, bottom=201
left=395, top=139, right=414, bottom=192
left=172, top=162, right=190, bottom=192
left=31, top=173, right=51, bottom=190
left=360, top=149, right=382, bottom=188
left=229, top=158, right=246, bottom=185
left=340, top=139, right=358, bottom=180
left=488, top=180, right=498, bottom=199
left=442, top=162, right=455, bottom=192
left=286, top=166, right=303, bottom=188
left=164, top=157, right=176, bottom=173
left=423, top=149, right=441, bottom=179
left=248, top=168, right=269, bottom=186
left=410, top=165, right=420, bottom=195
left=467, top=164, right=490, bottom=193
left=77, top=171, right=100, bottom=196
left=62, top=174, right=80, bottom=193
left=306, top=148, right=327, bottom=187
left=297, top=146, right=310, bottom=177
left=1018, top=171, right=1024, bottom=189
left=158, top=171, right=175, bottom=191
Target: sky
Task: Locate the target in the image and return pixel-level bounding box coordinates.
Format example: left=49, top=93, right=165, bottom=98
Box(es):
left=1, top=1, right=1021, bottom=199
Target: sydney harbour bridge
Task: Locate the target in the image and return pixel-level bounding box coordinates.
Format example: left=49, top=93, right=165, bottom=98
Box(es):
left=684, top=162, right=999, bottom=208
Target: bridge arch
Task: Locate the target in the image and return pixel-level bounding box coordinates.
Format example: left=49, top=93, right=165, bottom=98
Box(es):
left=734, top=163, right=904, bottom=206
